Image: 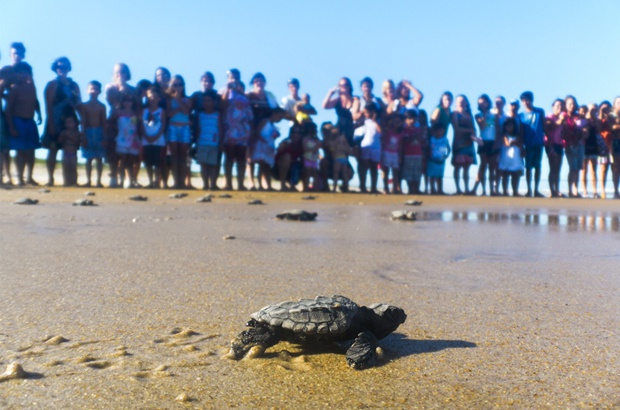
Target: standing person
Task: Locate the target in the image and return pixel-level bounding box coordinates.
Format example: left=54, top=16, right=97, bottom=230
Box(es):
left=281, top=78, right=301, bottom=119
left=142, top=86, right=167, bottom=188
left=352, top=77, right=384, bottom=125
left=582, top=104, right=602, bottom=198
left=153, top=67, right=171, bottom=100
left=219, top=68, right=241, bottom=97
left=609, top=97, right=620, bottom=198
left=223, top=80, right=253, bottom=190
left=598, top=101, right=612, bottom=198
left=381, top=80, right=396, bottom=115
left=246, top=72, right=278, bottom=190
left=275, top=123, right=304, bottom=191
left=112, top=92, right=143, bottom=188
left=389, top=79, right=423, bottom=115
left=195, top=90, right=222, bottom=190
left=451, top=95, right=477, bottom=195
left=400, top=110, right=425, bottom=194
left=105, top=63, right=136, bottom=187
left=426, top=123, right=451, bottom=195
left=472, top=94, right=499, bottom=195
left=380, top=113, right=404, bottom=194
left=563, top=95, right=586, bottom=198
left=41, top=57, right=81, bottom=187
left=498, top=118, right=524, bottom=196
left=153, top=67, right=172, bottom=187
left=353, top=103, right=382, bottom=193
left=301, top=122, right=321, bottom=192
left=166, top=75, right=193, bottom=189
left=518, top=91, right=546, bottom=197
left=251, top=108, right=284, bottom=191
left=322, top=77, right=356, bottom=149
left=5, top=62, right=41, bottom=186
left=79, top=81, right=107, bottom=188
left=544, top=99, right=566, bottom=197
left=431, top=91, right=453, bottom=131
left=57, top=116, right=81, bottom=186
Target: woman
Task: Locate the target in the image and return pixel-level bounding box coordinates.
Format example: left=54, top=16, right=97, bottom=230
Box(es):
left=451, top=95, right=477, bottom=195
left=351, top=77, right=384, bottom=125
left=389, top=79, right=423, bottom=114
left=563, top=95, right=586, bottom=197
left=153, top=67, right=171, bottom=187
left=582, top=104, right=602, bottom=198
left=472, top=94, right=499, bottom=195
left=246, top=72, right=278, bottom=190
left=41, top=57, right=81, bottom=187
left=544, top=99, right=566, bottom=197
left=598, top=101, right=612, bottom=198
left=609, top=97, right=620, bottom=198
left=322, top=77, right=356, bottom=148
left=166, top=75, right=193, bottom=189
left=431, top=91, right=453, bottom=131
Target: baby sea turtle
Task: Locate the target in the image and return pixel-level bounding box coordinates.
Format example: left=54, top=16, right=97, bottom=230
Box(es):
left=73, top=199, right=96, bottom=206
left=301, top=195, right=316, bottom=200
left=84, top=191, right=96, bottom=196
left=276, top=210, right=318, bottom=221
left=248, top=199, right=264, bottom=205
left=196, top=195, right=212, bottom=203
left=218, top=194, right=232, bottom=198
left=38, top=188, right=51, bottom=193
left=13, top=198, right=38, bottom=205
left=391, top=210, right=417, bottom=221
left=404, top=200, right=423, bottom=206
left=169, top=193, right=188, bottom=199
left=228, top=295, right=406, bottom=369
left=128, top=195, right=148, bottom=201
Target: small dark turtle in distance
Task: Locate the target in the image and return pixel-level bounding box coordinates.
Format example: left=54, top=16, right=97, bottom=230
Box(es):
left=169, top=193, right=188, bottom=199
left=391, top=210, right=416, bottom=221
left=128, top=195, right=148, bottom=201
left=38, top=188, right=51, bottom=194
left=196, top=195, right=212, bottom=203
left=73, top=199, right=96, bottom=206
left=13, top=198, right=39, bottom=205
left=301, top=195, right=316, bottom=200
left=248, top=199, right=264, bottom=205
left=218, top=194, right=233, bottom=198
left=276, top=210, right=318, bottom=221
left=404, top=200, right=423, bottom=206
left=227, top=295, right=406, bottom=369
left=84, top=191, right=96, bottom=196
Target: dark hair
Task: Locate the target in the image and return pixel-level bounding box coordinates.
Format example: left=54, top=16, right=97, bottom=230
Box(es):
left=13, top=62, right=32, bottom=75
left=136, top=79, right=152, bottom=93
left=360, top=77, right=373, bottom=88
left=564, top=95, right=579, bottom=116
left=51, top=56, right=71, bottom=72
left=89, top=80, right=102, bottom=90
left=201, top=71, right=215, bottom=83
left=227, top=68, right=240, bottom=79
left=154, top=67, right=170, bottom=85
left=288, top=78, right=299, bottom=88
left=600, top=100, right=612, bottom=107
left=251, top=72, right=266, bottom=84
left=302, top=121, right=318, bottom=137
left=431, top=122, right=446, bottom=133
left=10, top=42, right=25, bottom=55
left=404, top=109, right=418, bottom=119
left=364, top=102, right=378, bottom=115
left=201, top=89, right=220, bottom=110
left=339, top=77, right=353, bottom=95
left=503, top=117, right=518, bottom=134
left=520, top=91, right=534, bottom=102
left=115, top=63, right=131, bottom=81
left=477, top=94, right=491, bottom=111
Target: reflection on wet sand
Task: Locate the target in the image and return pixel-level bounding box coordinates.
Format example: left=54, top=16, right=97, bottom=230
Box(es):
left=417, top=211, right=620, bottom=232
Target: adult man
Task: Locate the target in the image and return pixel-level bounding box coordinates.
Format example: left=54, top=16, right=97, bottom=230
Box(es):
left=518, top=91, right=546, bottom=197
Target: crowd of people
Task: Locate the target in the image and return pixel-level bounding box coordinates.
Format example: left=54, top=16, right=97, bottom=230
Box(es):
left=2, top=42, right=620, bottom=198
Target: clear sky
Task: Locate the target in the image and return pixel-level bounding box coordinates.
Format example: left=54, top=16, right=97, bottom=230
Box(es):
left=2, top=0, right=619, bottom=188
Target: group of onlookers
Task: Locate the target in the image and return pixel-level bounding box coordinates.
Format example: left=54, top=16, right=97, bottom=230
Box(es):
left=2, top=41, right=620, bottom=198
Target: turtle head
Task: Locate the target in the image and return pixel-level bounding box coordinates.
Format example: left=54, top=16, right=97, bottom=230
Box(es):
left=367, top=303, right=407, bottom=339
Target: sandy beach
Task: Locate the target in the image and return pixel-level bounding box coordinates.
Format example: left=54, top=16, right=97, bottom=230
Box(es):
left=0, top=179, right=619, bottom=408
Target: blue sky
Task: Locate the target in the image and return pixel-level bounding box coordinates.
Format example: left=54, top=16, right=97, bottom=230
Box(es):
left=2, top=0, right=620, bottom=187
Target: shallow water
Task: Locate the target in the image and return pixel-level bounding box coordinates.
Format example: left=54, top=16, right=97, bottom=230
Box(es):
left=0, top=196, right=618, bottom=408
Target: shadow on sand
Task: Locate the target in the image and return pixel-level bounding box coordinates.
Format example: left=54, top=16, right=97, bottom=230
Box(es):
left=382, top=332, right=477, bottom=360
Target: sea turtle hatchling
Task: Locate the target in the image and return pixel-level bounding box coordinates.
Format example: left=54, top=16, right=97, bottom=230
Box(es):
left=73, top=199, right=96, bottom=206
left=247, top=199, right=264, bottom=205
left=195, top=195, right=212, bottom=203
left=391, top=210, right=417, bottom=221
left=276, top=210, right=317, bottom=221
left=404, top=200, right=423, bottom=206
left=128, top=195, right=148, bottom=201
left=228, top=295, right=406, bottom=369
left=169, top=193, right=188, bottom=199
left=13, top=198, right=38, bottom=205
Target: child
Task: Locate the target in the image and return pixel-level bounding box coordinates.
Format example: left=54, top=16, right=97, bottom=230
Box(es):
left=381, top=114, right=404, bottom=194
left=294, top=93, right=317, bottom=124
left=80, top=81, right=106, bottom=187
left=301, top=122, right=321, bottom=192
left=418, top=110, right=430, bottom=193
left=113, top=92, right=142, bottom=188
left=57, top=115, right=81, bottom=186
left=251, top=107, right=285, bottom=190
left=354, top=103, right=381, bottom=193
left=498, top=118, right=524, bottom=196
left=325, top=125, right=353, bottom=192
left=426, top=123, right=451, bottom=195
left=142, top=86, right=167, bottom=188
left=195, top=90, right=221, bottom=190
left=401, top=110, right=425, bottom=194
left=167, top=75, right=193, bottom=189
left=223, top=80, right=253, bottom=190
left=5, top=62, right=41, bottom=186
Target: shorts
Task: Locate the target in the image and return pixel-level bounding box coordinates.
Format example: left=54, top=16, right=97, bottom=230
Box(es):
left=402, top=155, right=423, bottom=181
left=335, top=157, right=348, bottom=165
left=224, top=143, right=247, bottom=161
left=477, top=140, right=499, bottom=157
left=9, top=117, right=41, bottom=151
left=360, top=146, right=380, bottom=162
left=599, top=154, right=611, bottom=165
left=197, top=145, right=219, bottom=166
left=81, top=127, right=105, bottom=159
left=452, top=145, right=476, bottom=166
left=167, top=124, right=192, bottom=144
left=143, top=145, right=164, bottom=167
left=545, top=144, right=563, bottom=157
left=565, top=144, right=585, bottom=171
left=381, top=151, right=400, bottom=169
left=524, top=145, right=543, bottom=170
left=303, top=158, right=319, bottom=170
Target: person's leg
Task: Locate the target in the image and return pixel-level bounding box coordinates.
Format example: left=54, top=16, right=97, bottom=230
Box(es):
left=454, top=166, right=462, bottom=194
left=46, top=148, right=58, bottom=186
left=224, top=147, right=234, bottom=190
left=381, top=165, right=390, bottom=193
left=15, top=151, right=26, bottom=185
left=392, top=168, right=401, bottom=194
left=369, top=161, right=378, bottom=193
left=463, top=165, right=471, bottom=194
left=502, top=171, right=509, bottom=195
left=359, top=159, right=368, bottom=193
left=581, top=159, right=589, bottom=196
left=600, top=161, right=609, bottom=199
left=332, top=161, right=342, bottom=192
left=235, top=149, right=247, bottom=190
left=591, top=160, right=598, bottom=197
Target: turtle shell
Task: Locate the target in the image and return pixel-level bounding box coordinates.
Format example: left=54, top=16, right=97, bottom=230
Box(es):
left=251, top=295, right=359, bottom=335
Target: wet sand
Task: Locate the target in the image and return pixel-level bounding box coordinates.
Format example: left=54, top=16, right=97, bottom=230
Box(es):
left=0, top=185, right=619, bottom=409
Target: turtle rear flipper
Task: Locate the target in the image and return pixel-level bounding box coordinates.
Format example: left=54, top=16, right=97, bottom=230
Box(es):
left=346, top=331, right=379, bottom=369
left=228, top=320, right=280, bottom=360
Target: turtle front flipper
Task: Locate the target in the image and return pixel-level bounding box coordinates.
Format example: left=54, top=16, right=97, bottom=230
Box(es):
left=228, top=319, right=280, bottom=360
left=345, top=331, right=379, bottom=369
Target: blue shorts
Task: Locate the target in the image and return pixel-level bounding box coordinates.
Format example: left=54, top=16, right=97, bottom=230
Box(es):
left=81, top=127, right=105, bottom=159
left=9, top=117, right=40, bottom=151
left=524, top=145, right=543, bottom=170
left=360, top=146, right=380, bottom=162
left=565, top=144, right=584, bottom=172
left=167, top=125, right=191, bottom=144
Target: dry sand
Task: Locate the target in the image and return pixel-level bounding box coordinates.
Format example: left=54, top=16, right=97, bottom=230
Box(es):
left=0, top=181, right=619, bottom=409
